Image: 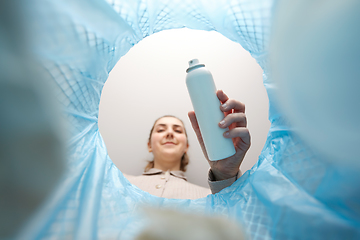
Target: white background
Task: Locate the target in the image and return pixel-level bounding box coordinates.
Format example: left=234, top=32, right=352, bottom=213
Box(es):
left=98, top=28, right=270, bottom=188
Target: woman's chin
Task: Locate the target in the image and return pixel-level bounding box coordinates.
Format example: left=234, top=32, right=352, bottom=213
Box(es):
left=158, top=151, right=182, bottom=160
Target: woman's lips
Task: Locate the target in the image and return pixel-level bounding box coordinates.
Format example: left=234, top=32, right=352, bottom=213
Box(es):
left=164, top=142, right=175, bottom=145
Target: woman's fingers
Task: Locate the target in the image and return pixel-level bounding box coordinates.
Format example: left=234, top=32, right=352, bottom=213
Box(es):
left=188, top=111, right=199, bottom=135
left=220, top=98, right=245, bottom=114
left=188, top=111, right=209, bottom=159
left=223, top=127, right=251, bottom=145
left=217, top=90, right=245, bottom=113
left=217, top=89, right=229, bottom=104
left=219, top=112, right=247, bottom=128
left=217, top=90, right=232, bottom=116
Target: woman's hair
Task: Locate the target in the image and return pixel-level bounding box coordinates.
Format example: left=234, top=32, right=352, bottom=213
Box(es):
left=145, top=115, right=189, bottom=172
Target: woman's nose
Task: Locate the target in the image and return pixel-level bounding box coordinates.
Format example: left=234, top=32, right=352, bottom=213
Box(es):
left=165, top=130, right=174, bottom=138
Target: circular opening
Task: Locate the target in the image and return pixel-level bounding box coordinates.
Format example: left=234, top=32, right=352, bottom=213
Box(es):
left=99, top=28, right=270, bottom=191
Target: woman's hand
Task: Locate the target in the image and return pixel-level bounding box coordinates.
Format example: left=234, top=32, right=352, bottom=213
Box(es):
left=188, top=90, right=251, bottom=181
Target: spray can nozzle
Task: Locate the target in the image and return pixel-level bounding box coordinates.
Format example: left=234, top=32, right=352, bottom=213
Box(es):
left=186, top=58, right=205, bottom=73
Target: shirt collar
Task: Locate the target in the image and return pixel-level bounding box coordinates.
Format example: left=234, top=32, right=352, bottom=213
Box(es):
left=143, top=168, right=187, bottom=181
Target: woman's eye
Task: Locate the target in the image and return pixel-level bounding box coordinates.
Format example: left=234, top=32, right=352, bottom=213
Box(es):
left=157, top=129, right=164, bottom=132
left=175, top=130, right=182, bottom=133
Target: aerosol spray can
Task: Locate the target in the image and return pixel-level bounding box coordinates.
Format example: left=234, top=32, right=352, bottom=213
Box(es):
left=186, top=59, right=236, bottom=161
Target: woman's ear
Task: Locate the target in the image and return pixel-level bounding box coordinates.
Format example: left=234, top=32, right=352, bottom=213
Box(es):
left=185, top=143, right=189, bottom=153
left=148, top=141, right=152, bottom=152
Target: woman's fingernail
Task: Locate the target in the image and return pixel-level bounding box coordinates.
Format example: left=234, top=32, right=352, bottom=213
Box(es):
left=224, top=131, right=230, bottom=136
left=222, top=103, right=227, bottom=109
left=220, top=120, right=225, bottom=125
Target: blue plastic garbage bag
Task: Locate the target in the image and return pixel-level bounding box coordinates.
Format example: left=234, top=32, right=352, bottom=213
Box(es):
left=1, top=0, right=359, bottom=239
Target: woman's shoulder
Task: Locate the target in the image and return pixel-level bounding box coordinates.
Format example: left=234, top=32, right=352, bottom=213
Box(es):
left=167, top=174, right=211, bottom=197
left=123, top=173, right=144, bottom=181
left=182, top=180, right=211, bottom=193
left=123, top=173, right=159, bottom=186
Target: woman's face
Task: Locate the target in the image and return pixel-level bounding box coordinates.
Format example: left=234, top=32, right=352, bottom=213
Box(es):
left=148, top=117, right=189, bottom=165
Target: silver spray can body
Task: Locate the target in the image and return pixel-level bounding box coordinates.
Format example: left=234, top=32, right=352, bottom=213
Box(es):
left=186, top=59, right=236, bottom=161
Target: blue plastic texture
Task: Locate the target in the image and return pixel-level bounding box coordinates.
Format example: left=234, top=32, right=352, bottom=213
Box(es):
left=7, top=0, right=360, bottom=239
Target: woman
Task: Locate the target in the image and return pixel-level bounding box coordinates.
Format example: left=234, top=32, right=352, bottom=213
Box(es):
left=126, top=90, right=251, bottom=199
